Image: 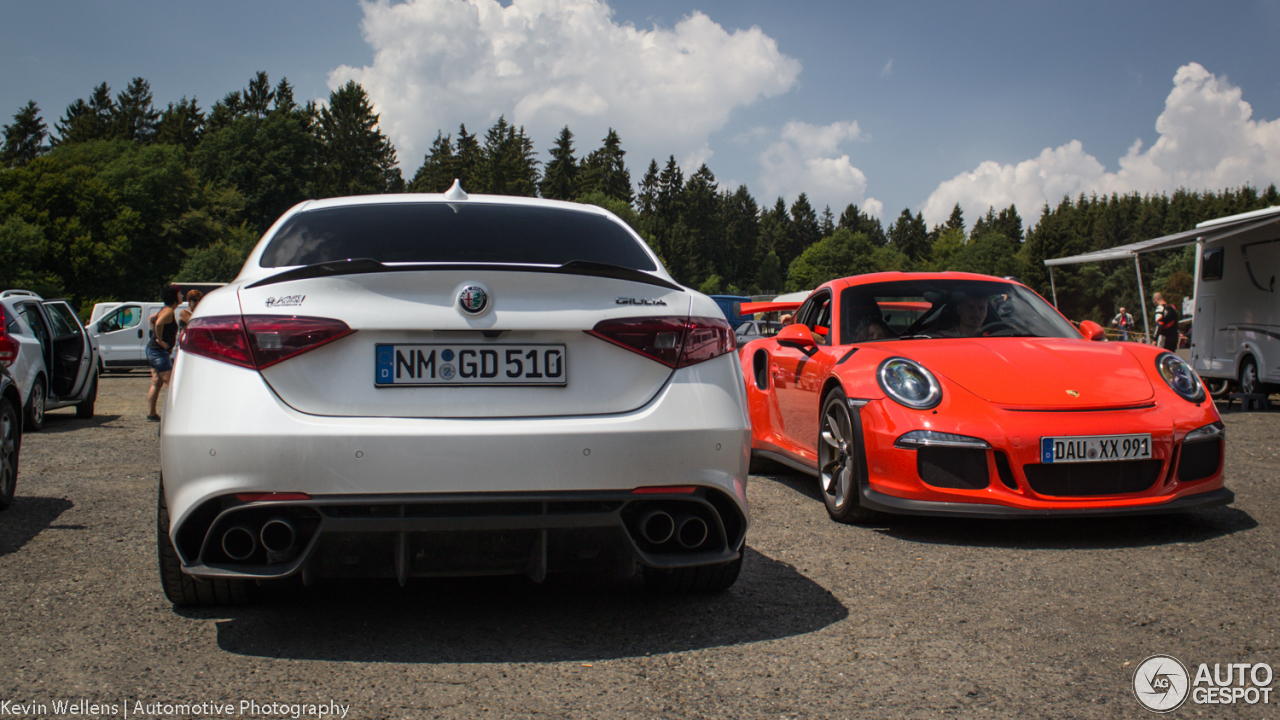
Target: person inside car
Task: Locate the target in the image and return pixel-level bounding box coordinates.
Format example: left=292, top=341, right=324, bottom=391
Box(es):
left=942, top=295, right=990, bottom=336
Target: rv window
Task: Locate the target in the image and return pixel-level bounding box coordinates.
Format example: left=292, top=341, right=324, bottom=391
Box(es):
left=1201, top=247, right=1223, bottom=281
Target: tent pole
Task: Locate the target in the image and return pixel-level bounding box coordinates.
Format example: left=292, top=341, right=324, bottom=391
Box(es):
left=1135, top=255, right=1150, bottom=343
left=1049, top=266, right=1058, bottom=307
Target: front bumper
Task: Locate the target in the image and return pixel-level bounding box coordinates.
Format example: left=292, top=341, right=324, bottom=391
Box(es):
left=858, top=394, right=1230, bottom=515
left=860, top=485, right=1234, bottom=518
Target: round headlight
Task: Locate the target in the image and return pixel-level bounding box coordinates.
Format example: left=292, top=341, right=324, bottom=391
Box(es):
left=1156, top=352, right=1205, bottom=402
left=877, top=357, right=942, bottom=409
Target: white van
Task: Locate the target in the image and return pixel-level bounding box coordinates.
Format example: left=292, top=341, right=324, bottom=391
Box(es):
left=89, top=302, right=169, bottom=372
left=1190, top=205, right=1280, bottom=396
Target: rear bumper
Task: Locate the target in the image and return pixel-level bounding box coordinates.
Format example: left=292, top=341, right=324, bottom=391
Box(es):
left=173, top=488, right=746, bottom=582
left=161, top=352, right=752, bottom=578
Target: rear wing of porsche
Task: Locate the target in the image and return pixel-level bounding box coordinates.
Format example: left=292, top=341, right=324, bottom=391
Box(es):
left=739, top=301, right=803, bottom=316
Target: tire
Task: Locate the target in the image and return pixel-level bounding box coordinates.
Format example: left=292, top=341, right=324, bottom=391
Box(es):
left=157, top=478, right=251, bottom=606
left=0, top=395, right=19, bottom=511
left=76, top=371, right=97, bottom=419
left=642, top=553, right=743, bottom=593
left=818, top=389, right=877, bottom=524
left=25, top=377, right=45, bottom=432
left=1205, top=378, right=1233, bottom=399
left=1239, top=357, right=1268, bottom=396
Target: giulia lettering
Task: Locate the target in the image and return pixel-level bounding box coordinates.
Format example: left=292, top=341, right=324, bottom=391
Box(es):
left=616, top=297, right=668, bottom=306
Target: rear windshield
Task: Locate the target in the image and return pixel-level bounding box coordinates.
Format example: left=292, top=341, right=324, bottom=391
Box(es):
left=258, top=202, right=657, bottom=271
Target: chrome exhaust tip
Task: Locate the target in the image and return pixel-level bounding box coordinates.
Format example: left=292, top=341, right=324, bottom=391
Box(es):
left=259, top=518, right=296, bottom=554
left=676, top=515, right=709, bottom=549
left=221, top=525, right=257, bottom=561
left=639, top=510, right=675, bottom=545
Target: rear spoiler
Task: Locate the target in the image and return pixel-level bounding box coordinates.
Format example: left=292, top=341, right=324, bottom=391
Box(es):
left=739, top=301, right=803, bottom=316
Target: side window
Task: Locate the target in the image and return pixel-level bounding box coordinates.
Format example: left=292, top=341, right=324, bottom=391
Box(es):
left=103, top=305, right=141, bottom=332
left=45, top=303, right=81, bottom=338
left=798, top=292, right=833, bottom=346
left=1201, top=247, right=1223, bottom=281
left=16, top=303, right=50, bottom=346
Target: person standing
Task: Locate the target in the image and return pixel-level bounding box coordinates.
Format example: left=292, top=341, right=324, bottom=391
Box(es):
left=1111, top=306, right=1134, bottom=341
left=146, top=285, right=181, bottom=421
left=1153, top=293, right=1180, bottom=350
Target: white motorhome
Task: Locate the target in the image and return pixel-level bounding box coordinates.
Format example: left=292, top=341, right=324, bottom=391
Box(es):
left=1190, top=205, right=1280, bottom=396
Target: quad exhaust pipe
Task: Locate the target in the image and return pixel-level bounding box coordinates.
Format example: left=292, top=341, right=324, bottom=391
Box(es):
left=221, top=526, right=257, bottom=561
left=639, top=510, right=675, bottom=545
left=676, top=515, right=709, bottom=549
left=260, top=518, right=296, bottom=554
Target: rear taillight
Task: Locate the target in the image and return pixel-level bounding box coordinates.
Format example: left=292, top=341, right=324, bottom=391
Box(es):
left=181, top=315, right=354, bottom=370
left=587, top=316, right=734, bottom=368
left=0, top=307, right=16, bottom=367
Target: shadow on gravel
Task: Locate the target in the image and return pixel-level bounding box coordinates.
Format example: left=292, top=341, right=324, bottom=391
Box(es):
left=34, top=413, right=123, bottom=433
left=190, top=546, right=847, bottom=664
left=759, top=470, right=1256, bottom=549
left=0, top=495, right=75, bottom=558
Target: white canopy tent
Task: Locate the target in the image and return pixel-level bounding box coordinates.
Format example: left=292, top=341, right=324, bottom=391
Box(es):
left=1043, top=205, right=1280, bottom=341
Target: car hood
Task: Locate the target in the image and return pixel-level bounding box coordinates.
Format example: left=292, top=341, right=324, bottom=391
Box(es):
left=891, top=338, right=1155, bottom=408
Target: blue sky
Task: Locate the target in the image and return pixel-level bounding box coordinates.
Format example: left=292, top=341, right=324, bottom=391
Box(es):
left=4, top=0, right=1280, bottom=229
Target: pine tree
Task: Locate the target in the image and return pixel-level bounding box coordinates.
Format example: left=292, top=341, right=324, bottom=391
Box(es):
left=481, top=116, right=539, bottom=196
left=820, top=205, right=835, bottom=237
left=409, top=132, right=456, bottom=193
left=2, top=101, right=48, bottom=167
left=946, top=203, right=965, bottom=234
left=889, top=208, right=929, bottom=262
left=112, top=77, right=160, bottom=143
left=54, top=82, right=116, bottom=145
left=315, top=81, right=402, bottom=197
left=154, top=97, right=204, bottom=151
left=784, top=193, right=821, bottom=268
left=244, top=71, right=275, bottom=119
left=636, top=159, right=660, bottom=216
left=539, top=126, right=579, bottom=200
left=453, top=124, right=483, bottom=192
left=578, top=129, right=631, bottom=203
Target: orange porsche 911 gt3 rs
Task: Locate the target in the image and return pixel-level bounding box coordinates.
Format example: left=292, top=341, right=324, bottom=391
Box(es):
left=739, top=272, right=1232, bottom=522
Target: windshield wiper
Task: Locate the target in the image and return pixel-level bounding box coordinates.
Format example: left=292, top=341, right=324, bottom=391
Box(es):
left=247, top=257, right=682, bottom=291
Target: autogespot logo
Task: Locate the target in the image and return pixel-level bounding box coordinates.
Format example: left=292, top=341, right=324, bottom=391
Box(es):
left=1133, top=654, right=1190, bottom=713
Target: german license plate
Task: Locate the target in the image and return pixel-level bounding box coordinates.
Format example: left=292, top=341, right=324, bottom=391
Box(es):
left=1040, top=434, right=1151, bottom=463
left=375, top=344, right=567, bottom=386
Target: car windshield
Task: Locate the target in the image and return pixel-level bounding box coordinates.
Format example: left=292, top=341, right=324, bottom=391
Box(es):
left=258, top=202, right=657, bottom=271
left=839, top=279, right=1079, bottom=343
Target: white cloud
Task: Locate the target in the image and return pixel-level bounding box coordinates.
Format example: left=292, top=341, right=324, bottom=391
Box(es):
left=921, top=63, right=1280, bottom=228
left=757, top=120, right=880, bottom=214
left=880, top=59, right=892, bottom=77
left=330, top=0, right=801, bottom=173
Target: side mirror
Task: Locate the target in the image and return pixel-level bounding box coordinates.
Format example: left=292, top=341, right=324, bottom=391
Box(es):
left=776, top=324, right=817, bottom=351
left=1079, top=320, right=1107, bottom=342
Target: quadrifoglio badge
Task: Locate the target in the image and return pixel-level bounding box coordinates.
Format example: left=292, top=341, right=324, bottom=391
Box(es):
left=1132, top=654, right=1273, bottom=712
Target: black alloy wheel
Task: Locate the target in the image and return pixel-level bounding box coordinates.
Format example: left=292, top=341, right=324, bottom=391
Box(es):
left=818, top=389, right=876, bottom=524
left=0, top=395, right=18, bottom=510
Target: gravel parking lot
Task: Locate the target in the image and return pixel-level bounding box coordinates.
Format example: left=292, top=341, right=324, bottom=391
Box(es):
left=1, top=373, right=1277, bottom=719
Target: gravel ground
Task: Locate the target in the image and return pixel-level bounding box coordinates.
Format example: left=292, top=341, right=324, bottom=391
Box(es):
left=0, top=373, right=1276, bottom=719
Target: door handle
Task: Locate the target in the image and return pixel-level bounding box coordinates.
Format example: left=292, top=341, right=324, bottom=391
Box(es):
left=138, top=329, right=143, bottom=339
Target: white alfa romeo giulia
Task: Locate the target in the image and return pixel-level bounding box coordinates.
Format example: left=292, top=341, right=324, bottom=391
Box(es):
left=158, top=185, right=751, bottom=605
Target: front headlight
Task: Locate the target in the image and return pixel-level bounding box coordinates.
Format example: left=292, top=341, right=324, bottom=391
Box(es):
left=877, top=357, right=942, bottom=409
left=1156, top=352, right=1205, bottom=403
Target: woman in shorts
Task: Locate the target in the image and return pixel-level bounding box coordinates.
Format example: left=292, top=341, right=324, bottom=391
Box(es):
left=146, top=285, right=181, bottom=421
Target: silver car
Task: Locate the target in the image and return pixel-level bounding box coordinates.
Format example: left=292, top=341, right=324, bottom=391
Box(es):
left=0, top=290, right=99, bottom=430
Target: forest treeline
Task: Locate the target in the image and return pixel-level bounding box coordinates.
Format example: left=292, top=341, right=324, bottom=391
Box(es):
left=3, top=72, right=1278, bottom=326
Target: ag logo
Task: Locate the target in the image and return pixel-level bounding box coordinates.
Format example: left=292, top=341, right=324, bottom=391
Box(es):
left=458, top=285, right=489, bottom=315
left=1133, top=654, right=1190, bottom=713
